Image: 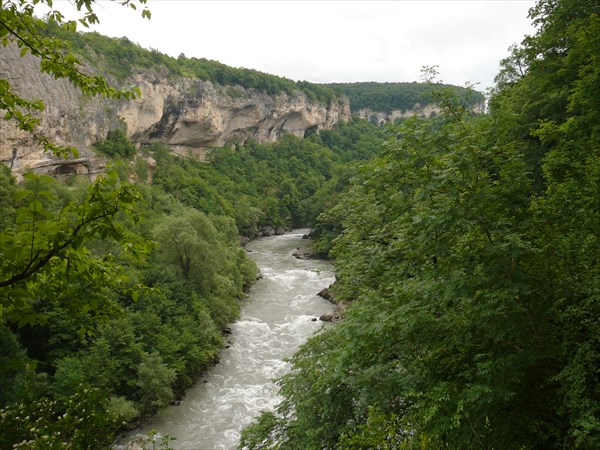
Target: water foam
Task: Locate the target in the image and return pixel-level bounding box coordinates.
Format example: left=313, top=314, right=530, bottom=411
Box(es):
left=118, top=231, right=334, bottom=449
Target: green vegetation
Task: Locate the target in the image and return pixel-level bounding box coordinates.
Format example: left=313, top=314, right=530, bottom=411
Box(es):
left=94, top=128, right=137, bottom=158
left=44, top=24, right=338, bottom=103
left=149, top=120, right=386, bottom=238
left=1, top=17, right=386, bottom=439
left=326, top=81, right=485, bottom=114
left=2, top=0, right=598, bottom=448
left=0, top=117, right=386, bottom=447
left=241, top=0, right=600, bottom=448
left=0, top=164, right=257, bottom=445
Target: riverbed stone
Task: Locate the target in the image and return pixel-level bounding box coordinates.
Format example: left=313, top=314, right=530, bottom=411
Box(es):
left=317, top=287, right=335, bottom=302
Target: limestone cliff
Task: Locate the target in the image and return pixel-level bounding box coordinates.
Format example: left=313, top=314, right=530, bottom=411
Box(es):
left=0, top=44, right=350, bottom=177
left=120, top=74, right=349, bottom=158
left=354, top=102, right=486, bottom=125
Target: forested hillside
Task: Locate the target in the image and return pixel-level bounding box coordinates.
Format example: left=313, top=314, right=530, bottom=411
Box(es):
left=1, top=0, right=598, bottom=448
left=241, top=0, right=600, bottom=448
left=45, top=23, right=338, bottom=104
left=0, top=5, right=388, bottom=442
left=325, top=81, right=485, bottom=114
left=0, top=117, right=387, bottom=447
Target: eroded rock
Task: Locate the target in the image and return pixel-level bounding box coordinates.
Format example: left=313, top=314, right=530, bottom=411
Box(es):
left=0, top=43, right=350, bottom=178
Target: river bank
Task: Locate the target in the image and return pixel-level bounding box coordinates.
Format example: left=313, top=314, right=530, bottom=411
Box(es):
left=117, top=230, right=335, bottom=450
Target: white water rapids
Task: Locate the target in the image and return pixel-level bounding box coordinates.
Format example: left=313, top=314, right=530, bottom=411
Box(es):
left=119, top=229, right=335, bottom=450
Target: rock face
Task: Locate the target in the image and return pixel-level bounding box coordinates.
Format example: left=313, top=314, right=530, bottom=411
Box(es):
left=0, top=43, right=350, bottom=177
left=122, top=76, right=350, bottom=159
left=355, top=102, right=485, bottom=125
left=0, top=44, right=114, bottom=178
left=317, top=287, right=335, bottom=303
left=256, top=226, right=287, bottom=237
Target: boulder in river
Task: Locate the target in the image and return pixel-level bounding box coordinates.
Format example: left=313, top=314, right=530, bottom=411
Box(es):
left=317, top=287, right=335, bottom=302
left=258, top=226, right=274, bottom=237
left=319, top=313, right=334, bottom=322
left=292, top=245, right=314, bottom=259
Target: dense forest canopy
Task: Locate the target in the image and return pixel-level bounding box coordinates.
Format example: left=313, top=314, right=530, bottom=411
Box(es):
left=1, top=0, right=599, bottom=448
left=325, top=81, right=485, bottom=113
left=241, top=0, right=600, bottom=448
left=41, top=23, right=339, bottom=104
left=0, top=5, right=388, bottom=442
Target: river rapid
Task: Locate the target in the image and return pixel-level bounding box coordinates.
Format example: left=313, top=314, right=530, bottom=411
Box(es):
left=119, top=229, right=335, bottom=450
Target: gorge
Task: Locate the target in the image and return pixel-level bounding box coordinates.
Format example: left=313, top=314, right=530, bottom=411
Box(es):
left=0, top=41, right=350, bottom=178
left=5, top=1, right=596, bottom=447
left=118, top=230, right=335, bottom=450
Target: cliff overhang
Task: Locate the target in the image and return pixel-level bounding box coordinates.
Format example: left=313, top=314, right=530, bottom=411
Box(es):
left=0, top=43, right=350, bottom=177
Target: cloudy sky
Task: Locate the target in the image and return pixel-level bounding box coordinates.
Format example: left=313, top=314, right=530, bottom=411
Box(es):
left=60, top=0, right=537, bottom=90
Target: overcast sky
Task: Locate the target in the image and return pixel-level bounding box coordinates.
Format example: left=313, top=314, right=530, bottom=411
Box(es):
left=59, top=0, right=537, bottom=91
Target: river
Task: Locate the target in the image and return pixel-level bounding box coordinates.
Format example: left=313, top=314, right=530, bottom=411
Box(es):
left=119, top=229, right=335, bottom=450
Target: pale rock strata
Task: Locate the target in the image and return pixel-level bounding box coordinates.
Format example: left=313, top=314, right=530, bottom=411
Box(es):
left=0, top=43, right=349, bottom=177
left=355, top=102, right=485, bottom=125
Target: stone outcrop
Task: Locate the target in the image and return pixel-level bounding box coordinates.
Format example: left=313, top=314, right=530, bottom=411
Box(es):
left=122, top=76, right=350, bottom=159
left=0, top=44, right=115, bottom=178
left=292, top=245, right=315, bottom=260
left=256, top=226, right=287, bottom=237
left=0, top=43, right=350, bottom=177
left=317, top=287, right=336, bottom=303
left=355, top=101, right=485, bottom=125
left=319, top=313, right=334, bottom=322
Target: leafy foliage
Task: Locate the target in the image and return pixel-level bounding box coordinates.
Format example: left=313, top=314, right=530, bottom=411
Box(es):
left=0, top=163, right=259, bottom=445
left=325, top=81, right=485, bottom=114
left=0, top=170, right=142, bottom=327
left=0, top=163, right=17, bottom=230
left=94, top=128, right=137, bottom=158
left=0, top=386, right=121, bottom=449
left=241, top=1, right=600, bottom=448
left=44, top=24, right=339, bottom=103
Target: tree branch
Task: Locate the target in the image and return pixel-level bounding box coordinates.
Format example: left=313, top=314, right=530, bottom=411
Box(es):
left=0, top=209, right=118, bottom=288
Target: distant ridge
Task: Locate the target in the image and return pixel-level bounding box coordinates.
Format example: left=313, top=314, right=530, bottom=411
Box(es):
left=323, top=81, right=485, bottom=115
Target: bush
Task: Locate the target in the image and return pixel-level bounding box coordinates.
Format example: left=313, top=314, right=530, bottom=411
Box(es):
left=94, top=129, right=136, bottom=158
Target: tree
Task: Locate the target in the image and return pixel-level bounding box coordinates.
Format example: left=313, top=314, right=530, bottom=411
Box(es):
left=242, top=1, right=600, bottom=447
left=0, top=0, right=151, bottom=325
left=152, top=207, right=256, bottom=328
left=0, top=163, right=17, bottom=230
left=0, top=170, right=143, bottom=328
left=0, top=0, right=150, bottom=157
left=94, top=128, right=137, bottom=158
left=152, top=208, right=223, bottom=287
left=507, top=2, right=600, bottom=445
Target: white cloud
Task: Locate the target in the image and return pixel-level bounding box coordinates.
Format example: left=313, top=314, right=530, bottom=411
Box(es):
left=52, top=0, right=537, bottom=90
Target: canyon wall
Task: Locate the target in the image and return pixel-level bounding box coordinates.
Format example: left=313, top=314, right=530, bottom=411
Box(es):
left=0, top=44, right=350, bottom=177
left=354, top=101, right=486, bottom=125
